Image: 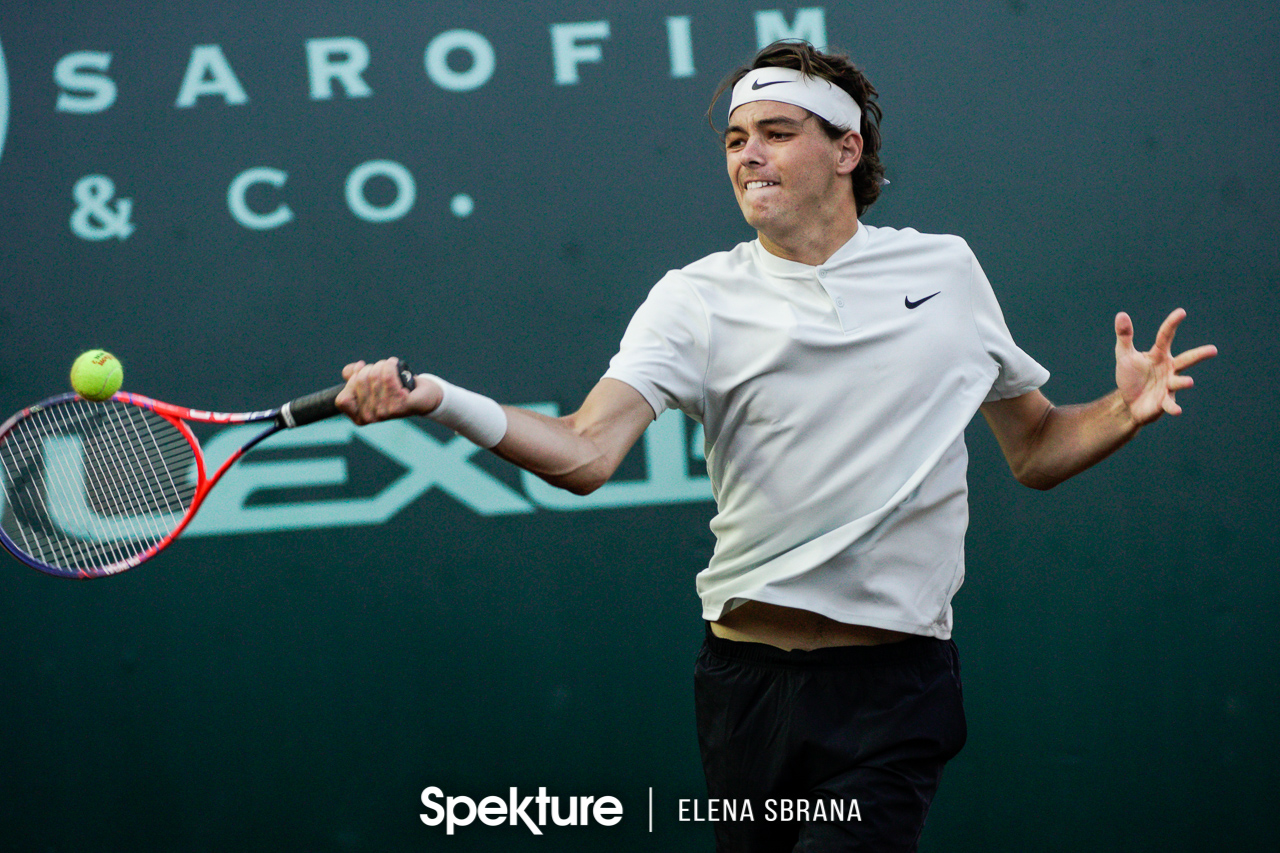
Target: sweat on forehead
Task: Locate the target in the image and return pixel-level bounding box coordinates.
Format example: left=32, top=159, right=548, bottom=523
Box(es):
left=728, top=67, right=862, bottom=134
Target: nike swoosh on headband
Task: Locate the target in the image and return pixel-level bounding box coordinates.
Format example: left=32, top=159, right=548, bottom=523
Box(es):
left=730, top=68, right=862, bottom=133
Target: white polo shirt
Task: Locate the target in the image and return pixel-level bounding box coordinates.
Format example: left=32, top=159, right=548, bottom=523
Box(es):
left=603, top=222, right=1049, bottom=638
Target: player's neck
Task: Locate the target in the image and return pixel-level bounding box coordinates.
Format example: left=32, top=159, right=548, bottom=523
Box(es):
left=757, top=212, right=859, bottom=267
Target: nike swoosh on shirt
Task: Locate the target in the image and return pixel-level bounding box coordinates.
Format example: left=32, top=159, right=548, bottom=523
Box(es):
left=750, top=79, right=788, bottom=90
left=904, top=292, right=941, bottom=309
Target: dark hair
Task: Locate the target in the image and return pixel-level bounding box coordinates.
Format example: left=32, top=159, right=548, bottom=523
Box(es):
left=708, top=42, right=886, bottom=215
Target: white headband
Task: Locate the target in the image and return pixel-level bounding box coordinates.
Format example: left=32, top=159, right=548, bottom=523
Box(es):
left=729, top=67, right=862, bottom=134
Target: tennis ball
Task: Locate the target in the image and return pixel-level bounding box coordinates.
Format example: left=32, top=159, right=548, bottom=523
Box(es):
left=70, top=349, right=124, bottom=402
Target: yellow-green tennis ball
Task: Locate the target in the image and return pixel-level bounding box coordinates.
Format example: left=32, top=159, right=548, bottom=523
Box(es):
left=70, top=349, right=124, bottom=402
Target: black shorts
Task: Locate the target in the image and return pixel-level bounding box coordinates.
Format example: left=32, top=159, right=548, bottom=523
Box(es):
left=694, top=626, right=967, bottom=853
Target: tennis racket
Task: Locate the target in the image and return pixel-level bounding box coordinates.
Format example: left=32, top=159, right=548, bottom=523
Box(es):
left=0, top=363, right=415, bottom=578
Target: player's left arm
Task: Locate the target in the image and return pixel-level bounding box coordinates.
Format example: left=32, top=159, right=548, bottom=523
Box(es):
left=980, top=308, right=1218, bottom=490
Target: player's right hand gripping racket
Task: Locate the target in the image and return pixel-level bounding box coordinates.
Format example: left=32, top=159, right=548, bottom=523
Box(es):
left=0, top=364, right=415, bottom=578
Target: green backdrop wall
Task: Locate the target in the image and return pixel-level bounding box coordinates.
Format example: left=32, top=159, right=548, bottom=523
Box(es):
left=0, top=2, right=1275, bottom=851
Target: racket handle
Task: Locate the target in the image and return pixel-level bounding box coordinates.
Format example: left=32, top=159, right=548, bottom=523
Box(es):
left=280, top=384, right=346, bottom=427
left=277, top=360, right=417, bottom=428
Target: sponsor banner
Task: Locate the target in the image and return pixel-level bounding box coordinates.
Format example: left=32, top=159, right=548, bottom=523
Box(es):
left=0, top=4, right=835, bottom=536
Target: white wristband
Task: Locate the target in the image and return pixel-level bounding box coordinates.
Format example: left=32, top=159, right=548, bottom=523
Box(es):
left=422, top=374, right=508, bottom=449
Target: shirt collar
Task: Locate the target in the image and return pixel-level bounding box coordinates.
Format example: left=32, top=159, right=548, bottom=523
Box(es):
left=752, top=221, right=870, bottom=278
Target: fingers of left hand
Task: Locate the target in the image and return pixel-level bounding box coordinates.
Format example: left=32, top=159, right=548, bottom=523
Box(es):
left=1153, top=308, right=1187, bottom=352
left=1172, top=344, right=1218, bottom=371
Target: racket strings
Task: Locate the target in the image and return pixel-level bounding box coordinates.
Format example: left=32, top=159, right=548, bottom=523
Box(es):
left=0, top=399, right=197, bottom=574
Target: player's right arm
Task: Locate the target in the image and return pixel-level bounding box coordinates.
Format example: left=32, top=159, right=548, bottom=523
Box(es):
left=335, top=359, right=654, bottom=496
left=491, top=378, right=654, bottom=495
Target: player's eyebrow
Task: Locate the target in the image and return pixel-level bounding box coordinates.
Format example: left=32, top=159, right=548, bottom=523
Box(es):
left=723, top=115, right=808, bottom=141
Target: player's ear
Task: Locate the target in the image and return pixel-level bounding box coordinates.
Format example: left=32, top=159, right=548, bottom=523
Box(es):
left=835, top=131, right=863, bottom=176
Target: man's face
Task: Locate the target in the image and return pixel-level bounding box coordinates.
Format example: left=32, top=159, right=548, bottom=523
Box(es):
left=724, top=101, right=861, bottom=241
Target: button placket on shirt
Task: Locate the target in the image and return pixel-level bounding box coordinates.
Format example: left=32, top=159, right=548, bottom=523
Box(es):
left=816, top=267, right=852, bottom=330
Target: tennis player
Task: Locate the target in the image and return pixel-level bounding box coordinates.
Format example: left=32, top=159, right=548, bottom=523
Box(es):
left=337, top=41, right=1217, bottom=853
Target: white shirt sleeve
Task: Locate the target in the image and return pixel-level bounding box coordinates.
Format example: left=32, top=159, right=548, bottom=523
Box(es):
left=967, top=249, right=1051, bottom=402
left=602, top=272, right=709, bottom=421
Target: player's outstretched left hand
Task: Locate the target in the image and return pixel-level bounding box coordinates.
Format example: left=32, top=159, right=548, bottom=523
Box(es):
left=1114, top=308, right=1217, bottom=426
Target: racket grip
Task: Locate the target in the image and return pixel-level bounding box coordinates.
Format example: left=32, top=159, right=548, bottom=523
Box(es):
left=278, top=360, right=416, bottom=429
left=280, top=384, right=345, bottom=427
